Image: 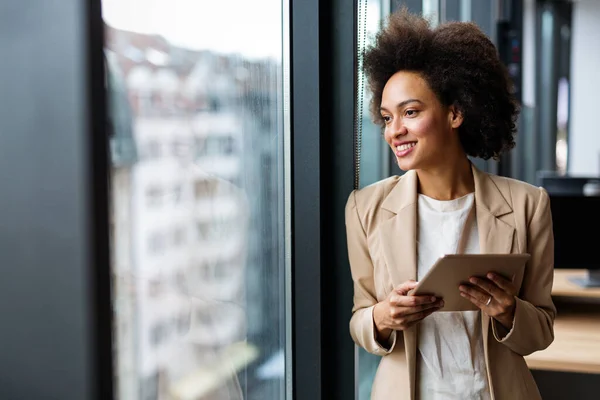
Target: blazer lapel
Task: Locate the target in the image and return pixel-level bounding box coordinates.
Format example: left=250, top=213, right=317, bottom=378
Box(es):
left=472, top=164, right=516, bottom=400
left=378, top=170, right=418, bottom=399
left=472, top=163, right=515, bottom=255
left=379, top=170, right=418, bottom=287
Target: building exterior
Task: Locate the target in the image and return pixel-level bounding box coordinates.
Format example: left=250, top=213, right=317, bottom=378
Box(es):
left=105, top=24, right=283, bottom=400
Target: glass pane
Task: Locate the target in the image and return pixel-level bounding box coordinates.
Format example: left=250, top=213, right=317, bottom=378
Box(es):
left=356, top=1, right=389, bottom=399
left=358, top=0, right=389, bottom=188
left=103, top=1, right=288, bottom=399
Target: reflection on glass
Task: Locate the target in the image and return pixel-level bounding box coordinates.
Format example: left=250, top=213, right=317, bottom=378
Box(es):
left=359, top=0, right=389, bottom=188
left=356, top=1, right=389, bottom=400
left=422, top=0, right=440, bottom=25
left=103, top=1, right=286, bottom=399
left=556, top=77, right=569, bottom=174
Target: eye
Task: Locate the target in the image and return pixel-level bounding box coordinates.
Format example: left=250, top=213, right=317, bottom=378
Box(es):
left=382, top=115, right=392, bottom=124
left=405, top=109, right=419, bottom=117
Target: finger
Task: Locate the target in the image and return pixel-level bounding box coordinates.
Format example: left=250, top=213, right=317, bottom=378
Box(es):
left=400, top=305, right=440, bottom=324
left=468, top=277, right=505, bottom=299
left=459, top=290, right=485, bottom=309
left=393, top=309, right=438, bottom=331
left=394, top=294, right=438, bottom=308
left=388, top=292, right=413, bottom=306
left=394, top=299, right=444, bottom=317
left=486, top=272, right=517, bottom=295
left=459, top=284, right=490, bottom=305
left=395, top=280, right=418, bottom=295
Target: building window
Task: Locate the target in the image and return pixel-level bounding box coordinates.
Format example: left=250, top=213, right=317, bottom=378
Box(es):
left=195, top=309, right=212, bottom=326
left=150, top=322, right=165, bottom=348
left=214, top=261, right=231, bottom=280
left=172, top=184, right=182, bottom=204
left=148, top=232, right=166, bottom=254
left=146, top=186, right=163, bottom=207
left=197, top=219, right=235, bottom=242
left=194, top=179, right=217, bottom=199
left=145, top=140, right=161, bottom=160
left=199, top=262, right=211, bottom=281
left=172, top=227, right=185, bottom=247
left=177, top=313, right=190, bottom=334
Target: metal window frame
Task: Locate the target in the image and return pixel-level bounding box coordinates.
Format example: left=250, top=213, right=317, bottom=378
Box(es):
left=0, top=0, right=113, bottom=399
left=290, top=0, right=357, bottom=398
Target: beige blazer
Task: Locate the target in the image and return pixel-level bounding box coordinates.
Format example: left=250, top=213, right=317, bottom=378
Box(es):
left=346, top=165, right=556, bottom=400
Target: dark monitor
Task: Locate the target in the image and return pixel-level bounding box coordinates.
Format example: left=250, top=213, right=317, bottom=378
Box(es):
left=547, top=194, right=600, bottom=287
left=549, top=196, right=600, bottom=268
left=536, top=171, right=599, bottom=196
left=537, top=173, right=600, bottom=287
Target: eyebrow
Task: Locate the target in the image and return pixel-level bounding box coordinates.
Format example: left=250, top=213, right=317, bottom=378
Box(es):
left=380, top=99, right=424, bottom=112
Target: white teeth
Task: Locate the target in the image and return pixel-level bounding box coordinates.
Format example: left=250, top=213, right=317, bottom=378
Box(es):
left=396, top=142, right=416, bottom=151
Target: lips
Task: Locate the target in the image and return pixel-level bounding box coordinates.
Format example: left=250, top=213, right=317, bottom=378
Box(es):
left=396, top=142, right=416, bottom=152
left=395, top=141, right=417, bottom=157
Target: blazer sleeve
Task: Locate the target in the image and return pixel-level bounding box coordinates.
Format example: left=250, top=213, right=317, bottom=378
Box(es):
left=491, top=187, right=556, bottom=355
left=346, top=190, right=399, bottom=356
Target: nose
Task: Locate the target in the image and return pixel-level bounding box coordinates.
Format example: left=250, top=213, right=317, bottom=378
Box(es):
left=386, top=118, right=407, bottom=140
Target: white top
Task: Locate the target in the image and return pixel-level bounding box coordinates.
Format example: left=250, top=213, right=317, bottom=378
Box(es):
left=416, top=193, right=491, bottom=400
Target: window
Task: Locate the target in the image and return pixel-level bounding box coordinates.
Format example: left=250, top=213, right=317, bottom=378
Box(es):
left=355, top=1, right=391, bottom=398
left=139, top=373, right=158, bottom=400
left=150, top=322, right=166, bottom=348
left=214, top=261, right=231, bottom=280
left=147, top=232, right=166, bottom=254
left=198, top=218, right=237, bottom=242
left=172, top=227, right=185, bottom=247
left=146, top=186, right=163, bottom=207
left=356, top=0, right=392, bottom=189
left=104, top=0, right=288, bottom=399
left=145, top=140, right=161, bottom=160
left=172, top=184, right=182, bottom=204
left=196, top=136, right=236, bottom=157
left=171, top=138, right=190, bottom=158
left=177, top=313, right=190, bottom=334
left=194, top=179, right=217, bottom=199
left=198, top=262, right=212, bottom=281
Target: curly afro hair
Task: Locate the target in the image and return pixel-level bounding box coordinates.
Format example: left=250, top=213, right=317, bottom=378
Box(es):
left=363, top=8, right=519, bottom=160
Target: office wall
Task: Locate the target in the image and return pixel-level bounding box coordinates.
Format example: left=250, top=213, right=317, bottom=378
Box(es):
left=569, top=0, right=600, bottom=175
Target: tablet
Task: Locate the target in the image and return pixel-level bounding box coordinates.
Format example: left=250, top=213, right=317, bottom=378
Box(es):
left=409, top=253, right=530, bottom=312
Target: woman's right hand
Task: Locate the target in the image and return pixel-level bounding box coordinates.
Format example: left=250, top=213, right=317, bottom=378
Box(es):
left=373, top=280, right=444, bottom=340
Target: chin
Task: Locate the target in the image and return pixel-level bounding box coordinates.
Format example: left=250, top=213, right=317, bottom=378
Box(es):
left=396, top=158, right=418, bottom=172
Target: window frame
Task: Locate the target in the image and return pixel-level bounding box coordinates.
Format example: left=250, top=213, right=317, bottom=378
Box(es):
left=290, top=0, right=357, bottom=399
left=0, top=0, right=113, bottom=399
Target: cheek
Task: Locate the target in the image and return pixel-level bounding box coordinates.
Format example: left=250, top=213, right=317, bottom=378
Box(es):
left=383, top=127, right=394, bottom=144
left=407, top=119, right=432, bottom=140
left=409, top=117, right=443, bottom=142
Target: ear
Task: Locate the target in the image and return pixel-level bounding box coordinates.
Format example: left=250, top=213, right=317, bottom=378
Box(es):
left=448, top=105, right=464, bottom=129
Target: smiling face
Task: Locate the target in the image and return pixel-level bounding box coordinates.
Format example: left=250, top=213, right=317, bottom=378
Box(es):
left=380, top=71, right=464, bottom=172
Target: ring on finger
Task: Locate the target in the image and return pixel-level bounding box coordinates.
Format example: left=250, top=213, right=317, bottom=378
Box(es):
left=485, top=296, right=492, bottom=306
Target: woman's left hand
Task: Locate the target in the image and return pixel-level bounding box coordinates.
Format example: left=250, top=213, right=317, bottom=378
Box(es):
left=459, top=272, right=517, bottom=330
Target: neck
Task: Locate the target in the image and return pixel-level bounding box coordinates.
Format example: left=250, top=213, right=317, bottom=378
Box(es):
left=416, top=155, right=474, bottom=200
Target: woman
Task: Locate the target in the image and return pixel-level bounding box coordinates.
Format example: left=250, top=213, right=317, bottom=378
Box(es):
left=346, top=9, right=555, bottom=400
